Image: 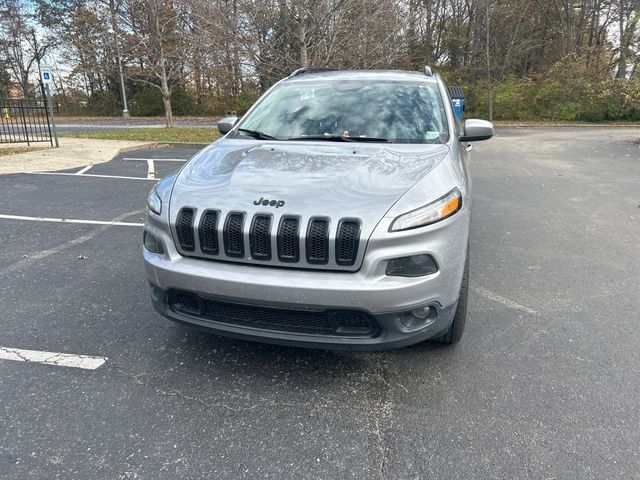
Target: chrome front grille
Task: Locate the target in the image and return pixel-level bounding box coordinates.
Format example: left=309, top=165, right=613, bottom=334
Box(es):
left=172, top=209, right=363, bottom=270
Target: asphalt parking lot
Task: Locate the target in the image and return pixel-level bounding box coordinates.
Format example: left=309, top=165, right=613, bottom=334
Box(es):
left=1, top=127, right=639, bottom=479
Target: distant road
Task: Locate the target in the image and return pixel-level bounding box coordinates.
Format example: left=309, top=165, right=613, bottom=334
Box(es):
left=54, top=116, right=219, bottom=133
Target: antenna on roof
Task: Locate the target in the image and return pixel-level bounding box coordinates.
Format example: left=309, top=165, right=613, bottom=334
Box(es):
left=424, top=66, right=433, bottom=77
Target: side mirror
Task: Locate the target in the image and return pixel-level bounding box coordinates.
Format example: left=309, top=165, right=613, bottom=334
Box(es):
left=460, top=119, right=493, bottom=142
left=217, top=116, right=238, bottom=135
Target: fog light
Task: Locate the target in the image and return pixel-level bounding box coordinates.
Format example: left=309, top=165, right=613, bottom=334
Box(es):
left=400, top=306, right=435, bottom=330
left=411, top=306, right=431, bottom=319
left=144, top=231, right=165, bottom=254
left=386, top=254, right=438, bottom=277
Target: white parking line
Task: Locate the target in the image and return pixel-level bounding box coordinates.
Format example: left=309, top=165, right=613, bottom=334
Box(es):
left=147, top=159, right=155, bottom=179
left=0, top=213, right=143, bottom=227
left=0, top=210, right=144, bottom=278
left=0, top=347, right=107, bottom=370
left=75, top=165, right=93, bottom=175
left=122, top=157, right=187, bottom=162
left=27, top=172, right=157, bottom=181
left=471, top=286, right=537, bottom=314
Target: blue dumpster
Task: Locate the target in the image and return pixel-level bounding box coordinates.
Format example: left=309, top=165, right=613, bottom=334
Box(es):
left=448, top=86, right=464, bottom=120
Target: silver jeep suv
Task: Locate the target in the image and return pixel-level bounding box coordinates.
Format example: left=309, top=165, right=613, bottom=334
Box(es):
left=143, top=68, right=493, bottom=350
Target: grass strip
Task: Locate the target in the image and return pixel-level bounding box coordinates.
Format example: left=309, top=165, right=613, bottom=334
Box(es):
left=61, top=127, right=220, bottom=144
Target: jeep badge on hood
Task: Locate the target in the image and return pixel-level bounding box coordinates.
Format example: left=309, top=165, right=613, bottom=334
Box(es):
left=253, top=197, right=285, bottom=208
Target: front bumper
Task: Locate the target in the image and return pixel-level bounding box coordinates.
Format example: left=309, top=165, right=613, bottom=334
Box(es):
left=144, top=208, right=469, bottom=350
left=148, top=285, right=457, bottom=350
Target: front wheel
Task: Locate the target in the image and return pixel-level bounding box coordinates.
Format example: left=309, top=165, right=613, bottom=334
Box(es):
left=435, top=249, right=469, bottom=345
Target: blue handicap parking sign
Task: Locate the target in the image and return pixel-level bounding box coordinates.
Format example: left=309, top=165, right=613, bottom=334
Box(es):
left=43, top=72, right=50, bottom=80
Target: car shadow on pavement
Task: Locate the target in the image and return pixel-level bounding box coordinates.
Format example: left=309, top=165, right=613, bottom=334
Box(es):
left=160, top=322, right=455, bottom=380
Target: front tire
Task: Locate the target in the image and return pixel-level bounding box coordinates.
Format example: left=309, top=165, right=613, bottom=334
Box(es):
left=435, top=249, right=469, bottom=345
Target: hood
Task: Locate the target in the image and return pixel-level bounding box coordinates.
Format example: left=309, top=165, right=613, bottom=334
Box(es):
left=171, top=139, right=449, bottom=223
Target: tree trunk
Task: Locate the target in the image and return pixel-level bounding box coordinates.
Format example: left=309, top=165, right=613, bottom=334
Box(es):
left=488, top=86, right=494, bottom=121
left=20, top=74, right=30, bottom=98
left=616, top=0, right=627, bottom=78
left=160, top=65, right=173, bottom=127
left=300, top=22, right=308, bottom=67
left=486, top=1, right=493, bottom=121
left=162, top=91, right=173, bottom=127
left=160, top=79, right=173, bottom=127
left=154, top=6, right=173, bottom=128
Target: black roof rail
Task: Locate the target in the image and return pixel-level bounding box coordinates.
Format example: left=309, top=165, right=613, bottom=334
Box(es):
left=288, top=67, right=308, bottom=78
left=288, top=67, right=338, bottom=78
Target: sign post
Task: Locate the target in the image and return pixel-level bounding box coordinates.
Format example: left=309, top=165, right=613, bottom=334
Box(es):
left=41, top=66, right=59, bottom=148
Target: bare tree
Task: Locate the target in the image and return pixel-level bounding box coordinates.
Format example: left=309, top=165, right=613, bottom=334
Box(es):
left=126, top=0, right=194, bottom=126
left=0, top=0, right=53, bottom=97
left=479, top=0, right=542, bottom=120
left=8, top=0, right=638, bottom=120
left=614, top=0, right=640, bottom=78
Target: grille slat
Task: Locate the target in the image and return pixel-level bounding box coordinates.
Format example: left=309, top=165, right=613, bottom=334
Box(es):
left=168, top=290, right=377, bottom=337
left=224, top=212, right=245, bottom=257
left=176, top=208, right=195, bottom=251
left=336, top=219, right=361, bottom=266
left=277, top=216, right=300, bottom=262
left=199, top=210, right=219, bottom=255
left=250, top=215, right=272, bottom=260
left=306, top=218, right=329, bottom=264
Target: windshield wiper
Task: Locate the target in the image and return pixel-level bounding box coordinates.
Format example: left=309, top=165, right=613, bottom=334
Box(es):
left=287, top=135, right=388, bottom=143
left=237, top=128, right=280, bottom=140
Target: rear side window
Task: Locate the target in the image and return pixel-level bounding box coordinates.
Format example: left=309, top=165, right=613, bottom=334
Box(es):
left=237, top=80, right=449, bottom=144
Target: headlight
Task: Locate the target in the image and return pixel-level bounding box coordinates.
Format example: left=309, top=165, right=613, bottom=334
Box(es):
left=390, top=188, right=461, bottom=232
left=147, top=186, right=162, bottom=215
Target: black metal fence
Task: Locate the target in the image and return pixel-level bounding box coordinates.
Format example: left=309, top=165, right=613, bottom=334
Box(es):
left=0, top=98, right=53, bottom=146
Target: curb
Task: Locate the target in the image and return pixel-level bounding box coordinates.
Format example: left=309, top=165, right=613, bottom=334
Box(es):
left=148, top=142, right=210, bottom=148
left=114, top=142, right=158, bottom=154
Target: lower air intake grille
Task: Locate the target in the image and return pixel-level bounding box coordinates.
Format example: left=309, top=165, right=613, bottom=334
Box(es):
left=224, top=213, right=245, bottom=257
left=278, top=216, right=300, bottom=262
left=167, top=290, right=378, bottom=337
left=336, top=219, right=361, bottom=266
left=169, top=290, right=200, bottom=315
left=306, top=218, right=329, bottom=264
left=199, top=210, right=219, bottom=254
left=176, top=208, right=195, bottom=251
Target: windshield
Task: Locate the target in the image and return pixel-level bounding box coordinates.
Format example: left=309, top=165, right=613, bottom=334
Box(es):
left=233, top=79, right=449, bottom=144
